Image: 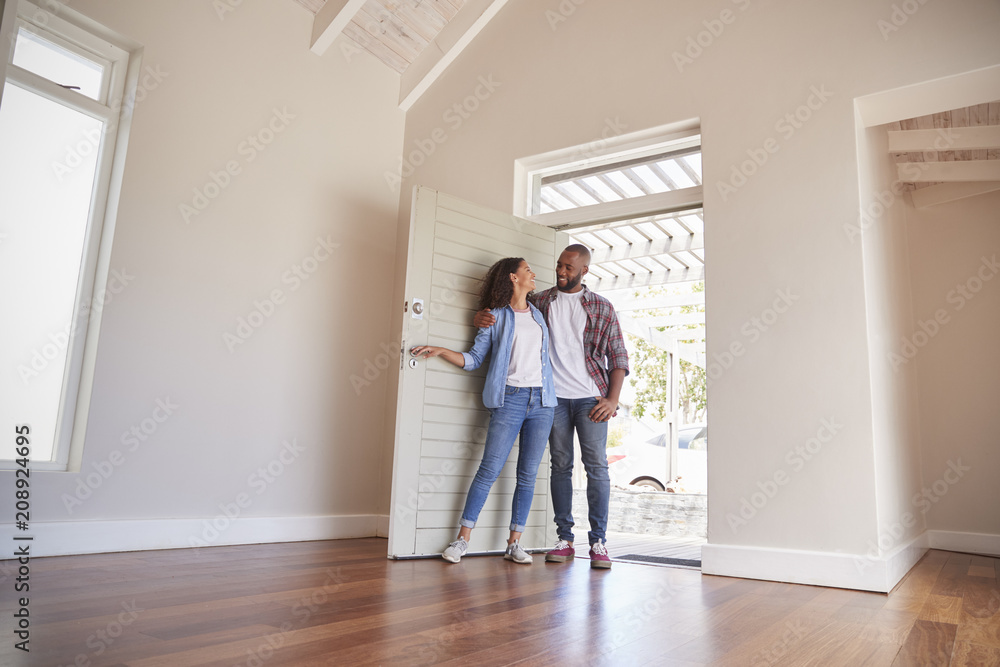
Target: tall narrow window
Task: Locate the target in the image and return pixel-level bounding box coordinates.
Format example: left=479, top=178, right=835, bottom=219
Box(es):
left=0, top=0, right=138, bottom=470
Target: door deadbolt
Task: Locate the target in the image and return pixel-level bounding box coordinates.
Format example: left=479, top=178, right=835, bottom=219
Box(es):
left=408, top=358, right=418, bottom=369
left=411, top=298, right=424, bottom=319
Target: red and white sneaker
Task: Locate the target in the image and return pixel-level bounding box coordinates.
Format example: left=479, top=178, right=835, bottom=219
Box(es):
left=589, top=541, right=612, bottom=569
left=545, top=539, right=575, bottom=563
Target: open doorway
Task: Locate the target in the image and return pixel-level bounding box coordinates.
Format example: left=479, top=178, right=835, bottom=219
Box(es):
left=565, top=216, right=707, bottom=568
left=516, top=124, right=708, bottom=567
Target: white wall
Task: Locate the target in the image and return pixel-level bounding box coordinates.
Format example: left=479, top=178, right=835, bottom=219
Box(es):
left=907, top=190, right=1000, bottom=538
left=16, top=0, right=404, bottom=553
left=856, top=121, right=926, bottom=571
left=381, top=0, right=1000, bottom=588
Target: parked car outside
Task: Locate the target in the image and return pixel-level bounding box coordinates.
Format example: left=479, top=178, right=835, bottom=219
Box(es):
left=608, top=424, right=707, bottom=492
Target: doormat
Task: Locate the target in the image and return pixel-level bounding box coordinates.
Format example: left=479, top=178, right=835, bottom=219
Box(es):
left=617, top=554, right=701, bottom=568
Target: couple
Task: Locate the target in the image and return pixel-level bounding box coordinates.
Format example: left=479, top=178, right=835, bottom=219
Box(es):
left=410, top=244, right=629, bottom=569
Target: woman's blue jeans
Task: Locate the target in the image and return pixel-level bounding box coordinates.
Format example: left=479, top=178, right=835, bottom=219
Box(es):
left=460, top=386, right=554, bottom=533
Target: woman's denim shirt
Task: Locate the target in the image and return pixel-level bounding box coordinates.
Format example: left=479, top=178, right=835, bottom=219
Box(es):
left=461, top=303, right=557, bottom=409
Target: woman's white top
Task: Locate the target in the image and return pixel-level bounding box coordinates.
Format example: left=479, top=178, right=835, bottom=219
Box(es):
left=505, top=307, right=544, bottom=387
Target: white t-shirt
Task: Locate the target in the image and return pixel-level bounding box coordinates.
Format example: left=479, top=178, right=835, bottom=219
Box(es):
left=548, top=290, right=602, bottom=399
left=506, top=309, right=544, bottom=387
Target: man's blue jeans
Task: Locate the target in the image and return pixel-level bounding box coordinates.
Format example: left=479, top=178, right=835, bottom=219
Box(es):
left=460, top=386, right=554, bottom=532
left=550, top=397, right=610, bottom=546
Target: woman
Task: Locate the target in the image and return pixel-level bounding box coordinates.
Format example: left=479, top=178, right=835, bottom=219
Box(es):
left=411, top=257, right=556, bottom=565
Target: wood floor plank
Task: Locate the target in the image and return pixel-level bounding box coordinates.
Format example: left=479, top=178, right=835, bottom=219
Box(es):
left=932, top=553, right=974, bottom=597
left=769, top=620, right=902, bottom=666
left=951, top=639, right=1000, bottom=666
left=955, top=577, right=1000, bottom=650
left=919, top=594, right=965, bottom=625
left=890, top=619, right=957, bottom=666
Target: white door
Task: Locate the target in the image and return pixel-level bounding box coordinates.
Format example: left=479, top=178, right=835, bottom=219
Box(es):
left=388, top=186, right=566, bottom=558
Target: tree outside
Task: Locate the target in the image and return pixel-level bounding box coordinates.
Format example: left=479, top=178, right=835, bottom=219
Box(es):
left=627, top=281, right=706, bottom=426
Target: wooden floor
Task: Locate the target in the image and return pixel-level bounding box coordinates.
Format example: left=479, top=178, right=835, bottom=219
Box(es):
left=1, top=539, right=998, bottom=666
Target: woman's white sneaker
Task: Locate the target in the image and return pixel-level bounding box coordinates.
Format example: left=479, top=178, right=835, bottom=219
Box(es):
left=442, top=537, right=469, bottom=563
left=504, top=539, right=533, bottom=564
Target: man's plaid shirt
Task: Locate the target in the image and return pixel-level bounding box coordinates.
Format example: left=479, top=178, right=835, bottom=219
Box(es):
left=529, top=285, right=630, bottom=398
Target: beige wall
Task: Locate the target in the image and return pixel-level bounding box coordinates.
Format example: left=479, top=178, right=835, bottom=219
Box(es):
left=907, top=190, right=1000, bottom=536
left=381, top=0, right=1000, bottom=559
left=29, top=1, right=404, bottom=525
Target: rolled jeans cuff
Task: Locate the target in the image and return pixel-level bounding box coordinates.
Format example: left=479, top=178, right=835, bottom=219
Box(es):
left=509, top=522, right=526, bottom=533
left=459, top=517, right=476, bottom=529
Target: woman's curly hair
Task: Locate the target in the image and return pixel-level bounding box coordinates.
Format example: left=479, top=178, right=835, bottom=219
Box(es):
left=478, top=257, right=529, bottom=310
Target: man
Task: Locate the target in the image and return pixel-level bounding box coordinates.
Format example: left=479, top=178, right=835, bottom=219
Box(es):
left=474, top=244, right=629, bottom=569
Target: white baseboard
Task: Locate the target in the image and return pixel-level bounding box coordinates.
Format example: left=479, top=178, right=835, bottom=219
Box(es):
left=376, top=514, right=390, bottom=538
left=1, top=515, right=382, bottom=558
left=928, top=530, right=1000, bottom=556
left=703, top=531, right=929, bottom=593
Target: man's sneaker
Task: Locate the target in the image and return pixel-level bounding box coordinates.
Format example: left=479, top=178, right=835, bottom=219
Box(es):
left=442, top=537, right=468, bottom=563
left=589, top=541, right=612, bottom=569
left=504, top=539, right=533, bottom=564
left=545, top=539, right=575, bottom=563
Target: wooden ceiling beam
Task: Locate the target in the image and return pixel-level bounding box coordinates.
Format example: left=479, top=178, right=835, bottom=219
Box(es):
left=910, top=181, right=1000, bottom=208
left=899, top=160, right=1000, bottom=183
left=311, top=0, right=368, bottom=55
left=399, top=0, right=510, bottom=111
left=888, top=126, right=1000, bottom=152
left=588, top=265, right=706, bottom=292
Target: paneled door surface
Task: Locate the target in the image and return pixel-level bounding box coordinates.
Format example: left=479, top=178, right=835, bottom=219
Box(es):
left=388, top=186, right=566, bottom=557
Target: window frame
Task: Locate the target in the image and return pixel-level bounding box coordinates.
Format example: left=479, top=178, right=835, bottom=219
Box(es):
left=0, top=0, right=142, bottom=472
left=513, top=119, right=703, bottom=229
